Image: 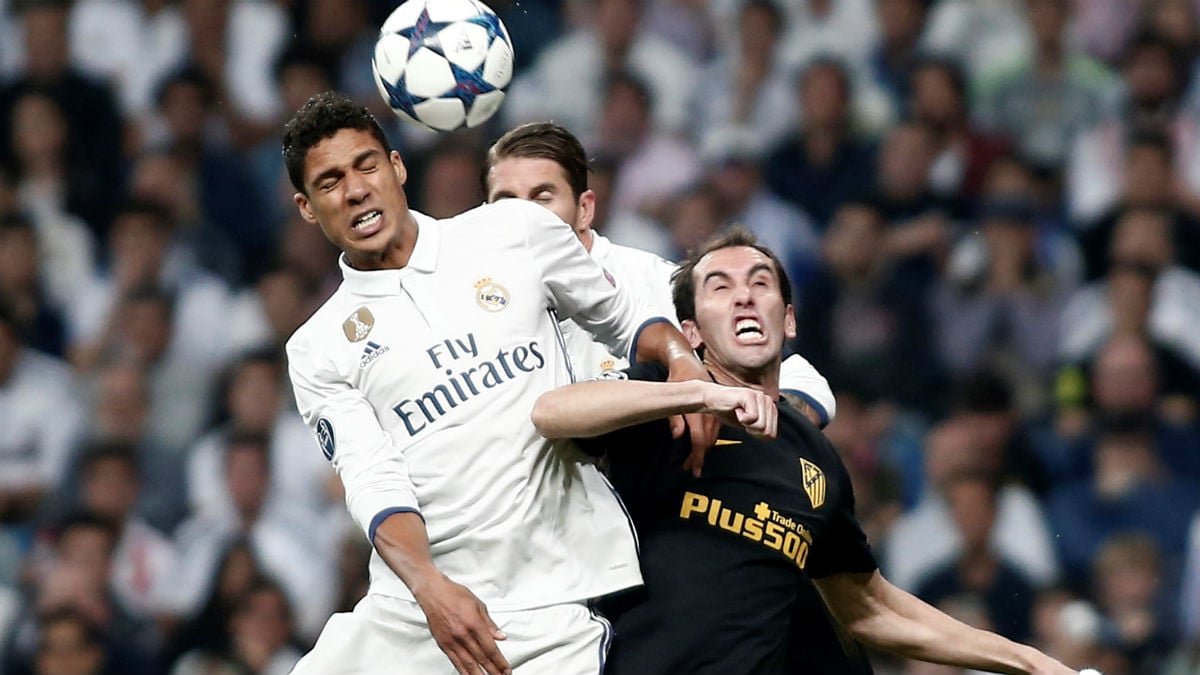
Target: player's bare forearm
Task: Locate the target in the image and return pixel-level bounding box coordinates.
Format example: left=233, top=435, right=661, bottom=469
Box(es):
left=374, top=512, right=511, bottom=675
left=814, top=571, right=1076, bottom=675
left=533, top=379, right=776, bottom=440
left=533, top=380, right=708, bottom=438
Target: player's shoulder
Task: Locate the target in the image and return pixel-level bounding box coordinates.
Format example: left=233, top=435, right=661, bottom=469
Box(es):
left=285, top=286, right=355, bottom=356
left=455, top=199, right=561, bottom=230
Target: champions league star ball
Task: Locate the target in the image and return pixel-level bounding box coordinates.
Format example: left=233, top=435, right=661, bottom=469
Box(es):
left=373, top=0, right=514, bottom=132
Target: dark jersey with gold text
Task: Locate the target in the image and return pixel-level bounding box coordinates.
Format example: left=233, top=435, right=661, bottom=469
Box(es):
left=583, top=363, right=877, bottom=675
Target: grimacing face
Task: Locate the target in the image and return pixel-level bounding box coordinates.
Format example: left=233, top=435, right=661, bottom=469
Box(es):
left=683, top=246, right=796, bottom=380
left=486, top=156, right=595, bottom=246
left=294, top=128, right=411, bottom=270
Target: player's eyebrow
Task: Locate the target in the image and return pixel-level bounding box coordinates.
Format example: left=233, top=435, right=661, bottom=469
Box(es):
left=702, top=270, right=733, bottom=286
left=747, top=263, right=775, bottom=280
left=311, top=149, right=377, bottom=187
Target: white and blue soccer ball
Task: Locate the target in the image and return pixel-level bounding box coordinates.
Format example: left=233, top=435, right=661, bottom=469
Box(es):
left=373, top=0, right=514, bottom=132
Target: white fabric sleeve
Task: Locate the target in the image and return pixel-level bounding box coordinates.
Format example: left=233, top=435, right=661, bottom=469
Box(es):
left=287, top=338, right=420, bottom=543
left=779, top=353, right=837, bottom=427
left=519, top=203, right=663, bottom=361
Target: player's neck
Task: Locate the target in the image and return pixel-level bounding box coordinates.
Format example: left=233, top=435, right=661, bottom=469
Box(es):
left=703, top=358, right=781, bottom=401
left=344, top=211, right=419, bottom=271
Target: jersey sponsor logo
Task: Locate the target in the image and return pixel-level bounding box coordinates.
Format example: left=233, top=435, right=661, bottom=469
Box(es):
left=800, top=458, right=826, bottom=508
left=680, top=491, right=812, bottom=569
left=714, top=439, right=742, bottom=446
left=360, top=340, right=390, bottom=368
left=315, top=417, right=336, bottom=460
left=343, top=307, right=375, bottom=342
left=474, top=277, right=509, bottom=312
left=393, top=332, right=547, bottom=436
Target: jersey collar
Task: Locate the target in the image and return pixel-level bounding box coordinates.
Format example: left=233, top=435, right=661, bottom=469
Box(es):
left=338, top=210, right=441, bottom=296
left=589, top=232, right=612, bottom=264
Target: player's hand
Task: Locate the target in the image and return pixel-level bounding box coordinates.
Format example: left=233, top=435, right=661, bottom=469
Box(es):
left=700, top=383, right=778, bottom=441
left=666, top=357, right=720, bottom=477
left=414, top=575, right=511, bottom=675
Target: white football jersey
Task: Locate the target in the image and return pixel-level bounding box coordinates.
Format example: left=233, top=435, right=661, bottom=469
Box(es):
left=562, top=233, right=838, bottom=425
left=287, top=201, right=647, bottom=611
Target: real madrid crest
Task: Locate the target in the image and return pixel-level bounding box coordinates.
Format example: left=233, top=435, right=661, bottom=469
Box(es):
left=343, top=307, right=375, bottom=342
left=800, top=458, right=826, bottom=509
left=475, top=277, right=509, bottom=312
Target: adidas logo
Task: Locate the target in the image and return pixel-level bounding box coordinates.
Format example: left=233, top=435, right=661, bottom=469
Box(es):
left=360, top=340, right=390, bottom=368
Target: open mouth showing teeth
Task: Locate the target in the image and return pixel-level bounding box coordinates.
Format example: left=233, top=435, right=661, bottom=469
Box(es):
left=353, top=210, right=382, bottom=230
left=735, top=318, right=763, bottom=339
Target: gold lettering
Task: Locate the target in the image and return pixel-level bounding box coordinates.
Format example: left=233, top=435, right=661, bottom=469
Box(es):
left=783, top=531, right=801, bottom=559
left=795, top=540, right=809, bottom=568
left=718, top=510, right=744, bottom=533
left=708, top=499, right=723, bottom=526
left=680, top=492, right=708, bottom=519
left=764, top=522, right=784, bottom=550
left=743, top=518, right=763, bottom=541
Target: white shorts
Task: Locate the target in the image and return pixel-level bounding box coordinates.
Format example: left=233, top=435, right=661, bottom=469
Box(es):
left=289, top=594, right=613, bottom=675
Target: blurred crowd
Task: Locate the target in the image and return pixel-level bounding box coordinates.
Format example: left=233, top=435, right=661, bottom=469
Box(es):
left=0, top=0, right=1199, bottom=673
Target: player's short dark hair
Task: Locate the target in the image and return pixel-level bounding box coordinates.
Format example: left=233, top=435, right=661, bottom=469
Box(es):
left=0, top=210, right=35, bottom=236
left=283, top=90, right=391, bottom=194
left=741, top=0, right=785, bottom=33
left=79, top=440, right=141, bottom=479
left=484, top=122, right=591, bottom=200
left=671, top=226, right=793, bottom=325
left=54, top=511, right=119, bottom=550
left=1126, top=126, right=1174, bottom=162
left=112, top=198, right=173, bottom=231
left=155, top=65, right=215, bottom=110
left=911, top=54, right=969, bottom=104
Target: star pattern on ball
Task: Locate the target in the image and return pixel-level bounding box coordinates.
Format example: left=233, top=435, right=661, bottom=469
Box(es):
left=377, top=66, right=421, bottom=120
left=446, top=60, right=492, bottom=110
left=396, top=6, right=454, bottom=60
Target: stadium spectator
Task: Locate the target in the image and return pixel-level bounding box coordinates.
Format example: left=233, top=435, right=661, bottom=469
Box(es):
left=914, top=471, right=1038, bottom=642
left=975, top=0, right=1117, bottom=172
left=911, top=56, right=1011, bottom=202
left=932, top=195, right=1077, bottom=381
left=865, top=0, right=931, bottom=119
left=1091, top=533, right=1174, bottom=675
left=0, top=0, right=122, bottom=237
left=699, top=126, right=820, bottom=275
left=692, top=0, right=796, bottom=149
left=0, top=304, right=85, bottom=575
left=764, top=58, right=876, bottom=227
left=883, top=419, right=1059, bottom=592
left=185, top=349, right=337, bottom=530
left=505, top=0, right=699, bottom=136
left=923, top=0, right=1032, bottom=83
left=169, top=578, right=301, bottom=675
left=162, top=539, right=262, bottom=666
left=794, top=198, right=945, bottom=413
left=1068, top=32, right=1200, bottom=224
left=587, top=154, right=674, bottom=258
left=412, top=139, right=485, bottom=219
left=170, top=432, right=335, bottom=642
left=0, top=211, right=67, bottom=357
left=1046, top=408, right=1200, bottom=581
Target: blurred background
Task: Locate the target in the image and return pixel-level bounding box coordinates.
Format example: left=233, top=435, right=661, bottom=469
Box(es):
left=0, top=0, right=1198, bottom=673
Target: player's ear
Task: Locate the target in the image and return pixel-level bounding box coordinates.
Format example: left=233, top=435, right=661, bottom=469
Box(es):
left=681, top=319, right=704, bottom=351
left=576, top=189, right=596, bottom=234
left=294, top=192, right=318, bottom=224
left=784, top=305, right=796, bottom=340
left=390, top=150, right=408, bottom=185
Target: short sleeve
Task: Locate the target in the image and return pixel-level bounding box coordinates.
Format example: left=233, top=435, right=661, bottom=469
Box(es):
left=803, top=457, right=878, bottom=579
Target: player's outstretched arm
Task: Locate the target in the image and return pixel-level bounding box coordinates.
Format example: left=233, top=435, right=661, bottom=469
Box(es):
left=532, top=378, right=776, bottom=440
left=374, top=513, right=511, bottom=675
left=813, top=570, right=1077, bottom=675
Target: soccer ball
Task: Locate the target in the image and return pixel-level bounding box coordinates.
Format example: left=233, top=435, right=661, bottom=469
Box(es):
left=373, top=0, right=514, bottom=132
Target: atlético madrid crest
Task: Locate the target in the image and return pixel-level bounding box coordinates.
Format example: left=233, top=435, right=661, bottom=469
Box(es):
left=800, top=458, right=826, bottom=509
left=475, top=277, right=509, bottom=312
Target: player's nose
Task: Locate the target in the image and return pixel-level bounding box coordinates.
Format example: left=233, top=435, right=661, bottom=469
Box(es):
left=344, top=172, right=370, bottom=204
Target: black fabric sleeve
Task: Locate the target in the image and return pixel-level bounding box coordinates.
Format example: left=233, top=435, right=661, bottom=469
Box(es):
left=804, top=449, right=879, bottom=579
